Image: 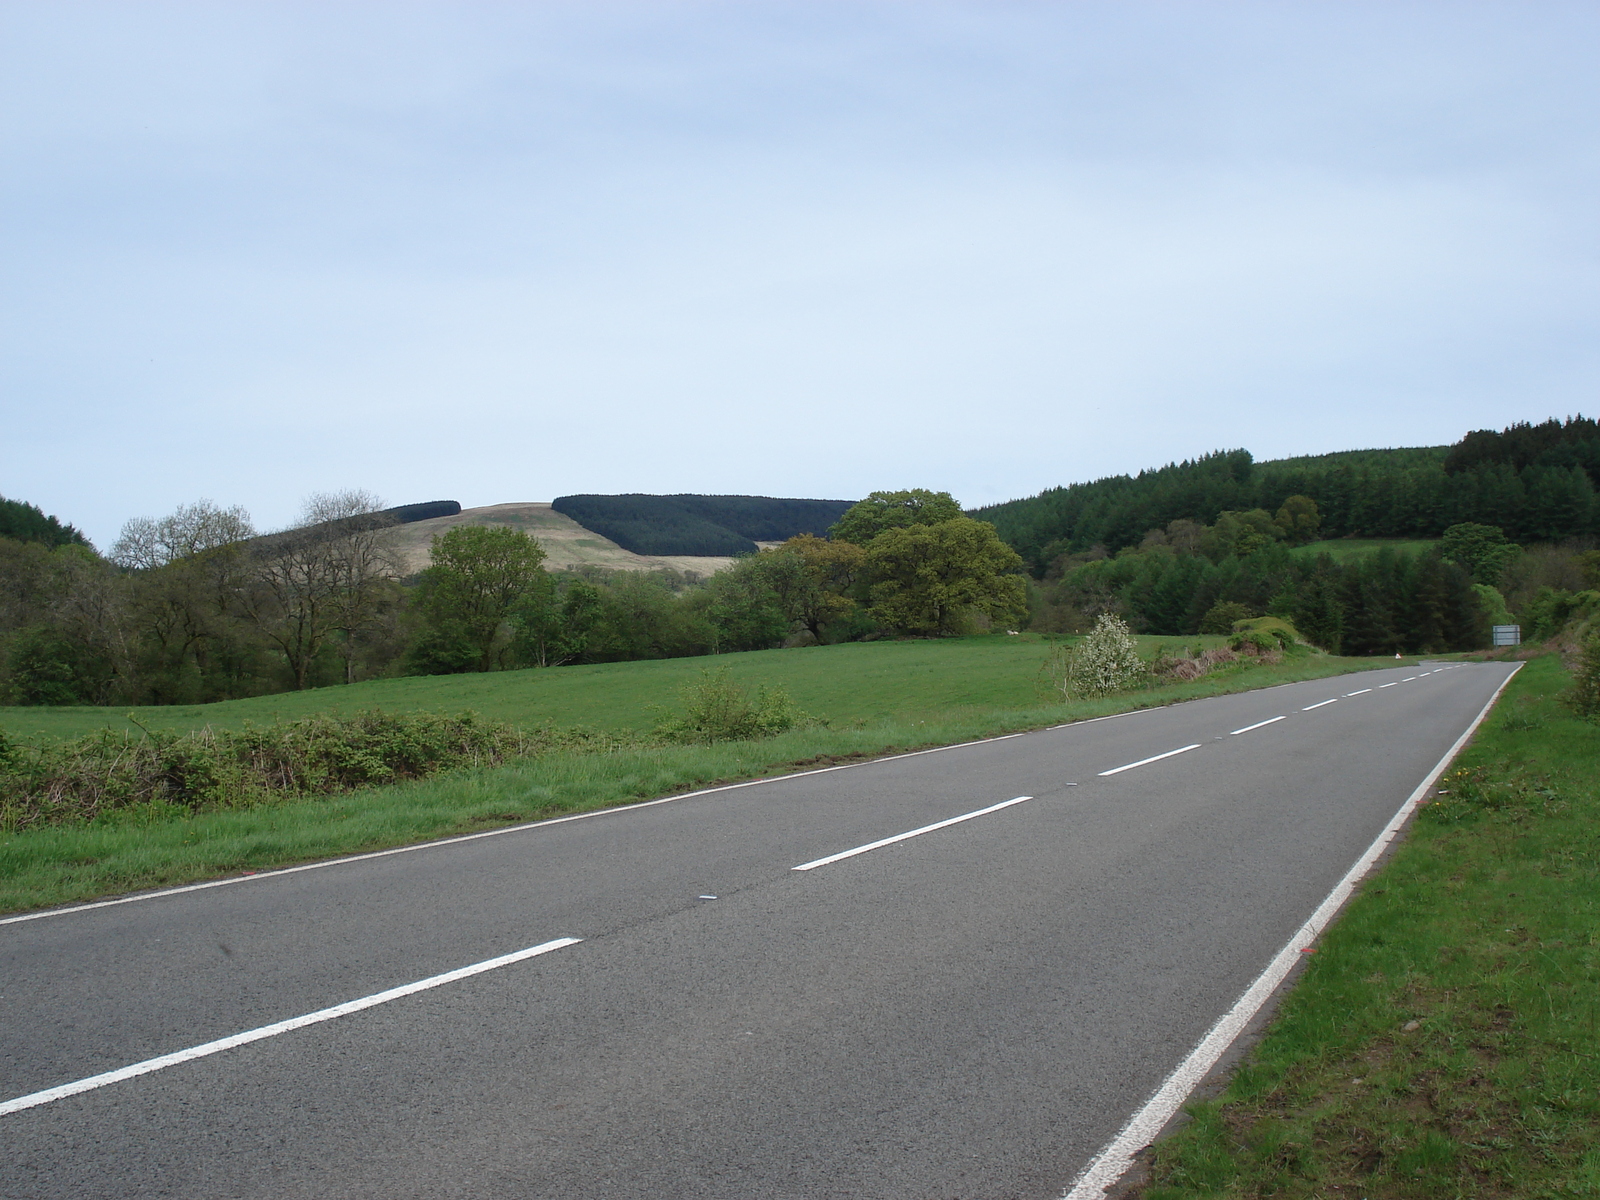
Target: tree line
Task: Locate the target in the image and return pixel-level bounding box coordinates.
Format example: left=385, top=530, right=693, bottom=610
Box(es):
left=976, top=416, right=1600, bottom=574
left=0, top=496, right=91, bottom=551
left=1030, top=491, right=1600, bottom=655
left=0, top=489, right=1027, bottom=707
left=550, top=494, right=855, bottom=557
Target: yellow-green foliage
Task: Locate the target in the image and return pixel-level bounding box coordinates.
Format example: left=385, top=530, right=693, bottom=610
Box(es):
left=1232, top=615, right=1305, bottom=644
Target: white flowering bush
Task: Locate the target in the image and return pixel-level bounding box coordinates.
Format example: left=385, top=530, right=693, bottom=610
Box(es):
left=1044, top=613, right=1147, bottom=699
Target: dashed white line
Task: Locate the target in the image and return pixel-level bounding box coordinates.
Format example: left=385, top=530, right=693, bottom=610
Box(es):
left=1097, top=745, right=1202, bottom=777
left=1401, top=676, right=1417, bottom=681
left=1301, top=699, right=1338, bottom=711
left=0, top=937, right=582, bottom=1118
left=1060, top=664, right=1524, bottom=1200
left=1229, top=716, right=1286, bottom=736
left=0, top=733, right=1031, bottom=927
left=1345, top=689, right=1372, bottom=696
left=791, top=796, right=1034, bottom=871
left=1379, top=682, right=1399, bottom=688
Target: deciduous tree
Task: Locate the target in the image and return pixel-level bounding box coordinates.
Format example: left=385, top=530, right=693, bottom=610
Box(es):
left=419, top=525, right=549, bottom=672
left=830, top=489, right=963, bottom=545
left=773, top=535, right=865, bottom=643
left=864, top=517, right=1027, bottom=635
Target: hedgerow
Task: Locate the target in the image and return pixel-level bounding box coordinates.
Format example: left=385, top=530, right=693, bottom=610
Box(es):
left=0, top=710, right=637, bottom=832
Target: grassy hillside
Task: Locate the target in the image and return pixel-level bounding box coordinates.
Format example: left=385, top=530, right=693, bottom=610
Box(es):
left=1, top=633, right=1210, bottom=741
left=385, top=502, right=737, bottom=577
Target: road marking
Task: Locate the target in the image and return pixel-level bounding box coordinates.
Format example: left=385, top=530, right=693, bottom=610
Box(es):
left=791, top=796, right=1033, bottom=871
left=1060, top=664, right=1523, bottom=1200
left=1, top=734, right=1033, bottom=927
left=0, top=937, right=581, bottom=1118
left=1229, top=716, right=1286, bottom=736
left=1345, top=689, right=1372, bottom=696
left=1379, top=682, right=1399, bottom=688
left=1048, top=707, right=1166, bottom=731
left=1097, top=744, right=1202, bottom=777
left=1402, top=676, right=1417, bottom=681
left=1301, top=699, right=1337, bottom=711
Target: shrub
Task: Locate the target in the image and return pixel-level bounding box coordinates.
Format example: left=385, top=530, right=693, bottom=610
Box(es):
left=652, top=667, right=813, bottom=744
left=1233, top=615, right=1303, bottom=647
left=1229, top=630, right=1282, bottom=657
left=1566, top=632, right=1600, bottom=722
left=0, top=710, right=628, bottom=832
left=1198, top=601, right=1255, bottom=634
left=1149, top=643, right=1240, bottom=682
left=1046, top=614, right=1147, bottom=699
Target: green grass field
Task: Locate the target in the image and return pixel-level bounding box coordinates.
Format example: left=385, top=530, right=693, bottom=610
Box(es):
left=1292, top=538, right=1439, bottom=563
left=0, top=635, right=1407, bottom=913
left=1138, top=652, right=1599, bottom=1198
left=0, top=633, right=1227, bottom=742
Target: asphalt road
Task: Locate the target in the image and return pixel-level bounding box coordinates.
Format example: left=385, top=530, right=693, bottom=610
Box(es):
left=0, top=660, right=1518, bottom=1199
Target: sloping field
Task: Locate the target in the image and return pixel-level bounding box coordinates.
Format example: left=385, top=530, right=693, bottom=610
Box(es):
left=1292, top=537, right=1439, bottom=561
left=2, top=635, right=1083, bottom=740
left=388, top=503, right=735, bottom=576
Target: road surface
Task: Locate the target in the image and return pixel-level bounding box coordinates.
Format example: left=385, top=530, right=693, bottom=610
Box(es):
left=0, top=661, right=1517, bottom=1198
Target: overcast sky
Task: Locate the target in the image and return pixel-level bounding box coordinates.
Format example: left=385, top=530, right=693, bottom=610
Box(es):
left=4, top=1, right=1597, bottom=549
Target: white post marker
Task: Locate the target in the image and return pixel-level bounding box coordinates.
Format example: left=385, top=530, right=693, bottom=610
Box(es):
left=1058, top=664, right=1522, bottom=1200
left=1097, top=745, right=1202, bottom=777
left=0, top=937, right=582, bottom=1118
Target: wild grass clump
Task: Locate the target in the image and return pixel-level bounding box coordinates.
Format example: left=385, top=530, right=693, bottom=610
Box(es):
left=0, top=710, right=634, bottom=832
left=1150, top=644, right=1242, bottom=682
left=651, top=667, right=814, bottom=744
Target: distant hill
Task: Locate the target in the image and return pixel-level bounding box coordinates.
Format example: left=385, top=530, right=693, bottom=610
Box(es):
left=385, top=503, right=748, bottom=577
left=552, top=494, right=856, bottom=557
left=380, top=500, right=461, bottom=525
left=974, top=419, right=1599, bottom=574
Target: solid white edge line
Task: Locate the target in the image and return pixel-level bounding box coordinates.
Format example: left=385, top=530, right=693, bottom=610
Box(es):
left=1301, top=698, right=1338, bottom=711
left=1058, top=663, right=1522, bottom=1200
left=1097, top=744, right=1202, bottom=777
left=791, top=796, right=1033, bottom=871
left=1048, top=707, right=1167, bottom=731
left=0, top=936, right=582, bottom=1117
left=1228, top=716, right=1286, bottom=736
left=0, top=734, right=1033, bottom=927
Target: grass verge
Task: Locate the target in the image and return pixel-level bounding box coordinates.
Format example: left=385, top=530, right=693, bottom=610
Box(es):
left=1135, top=652, right=1600, bottom=1199
left=0, top=645, right=1403, bottom=915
